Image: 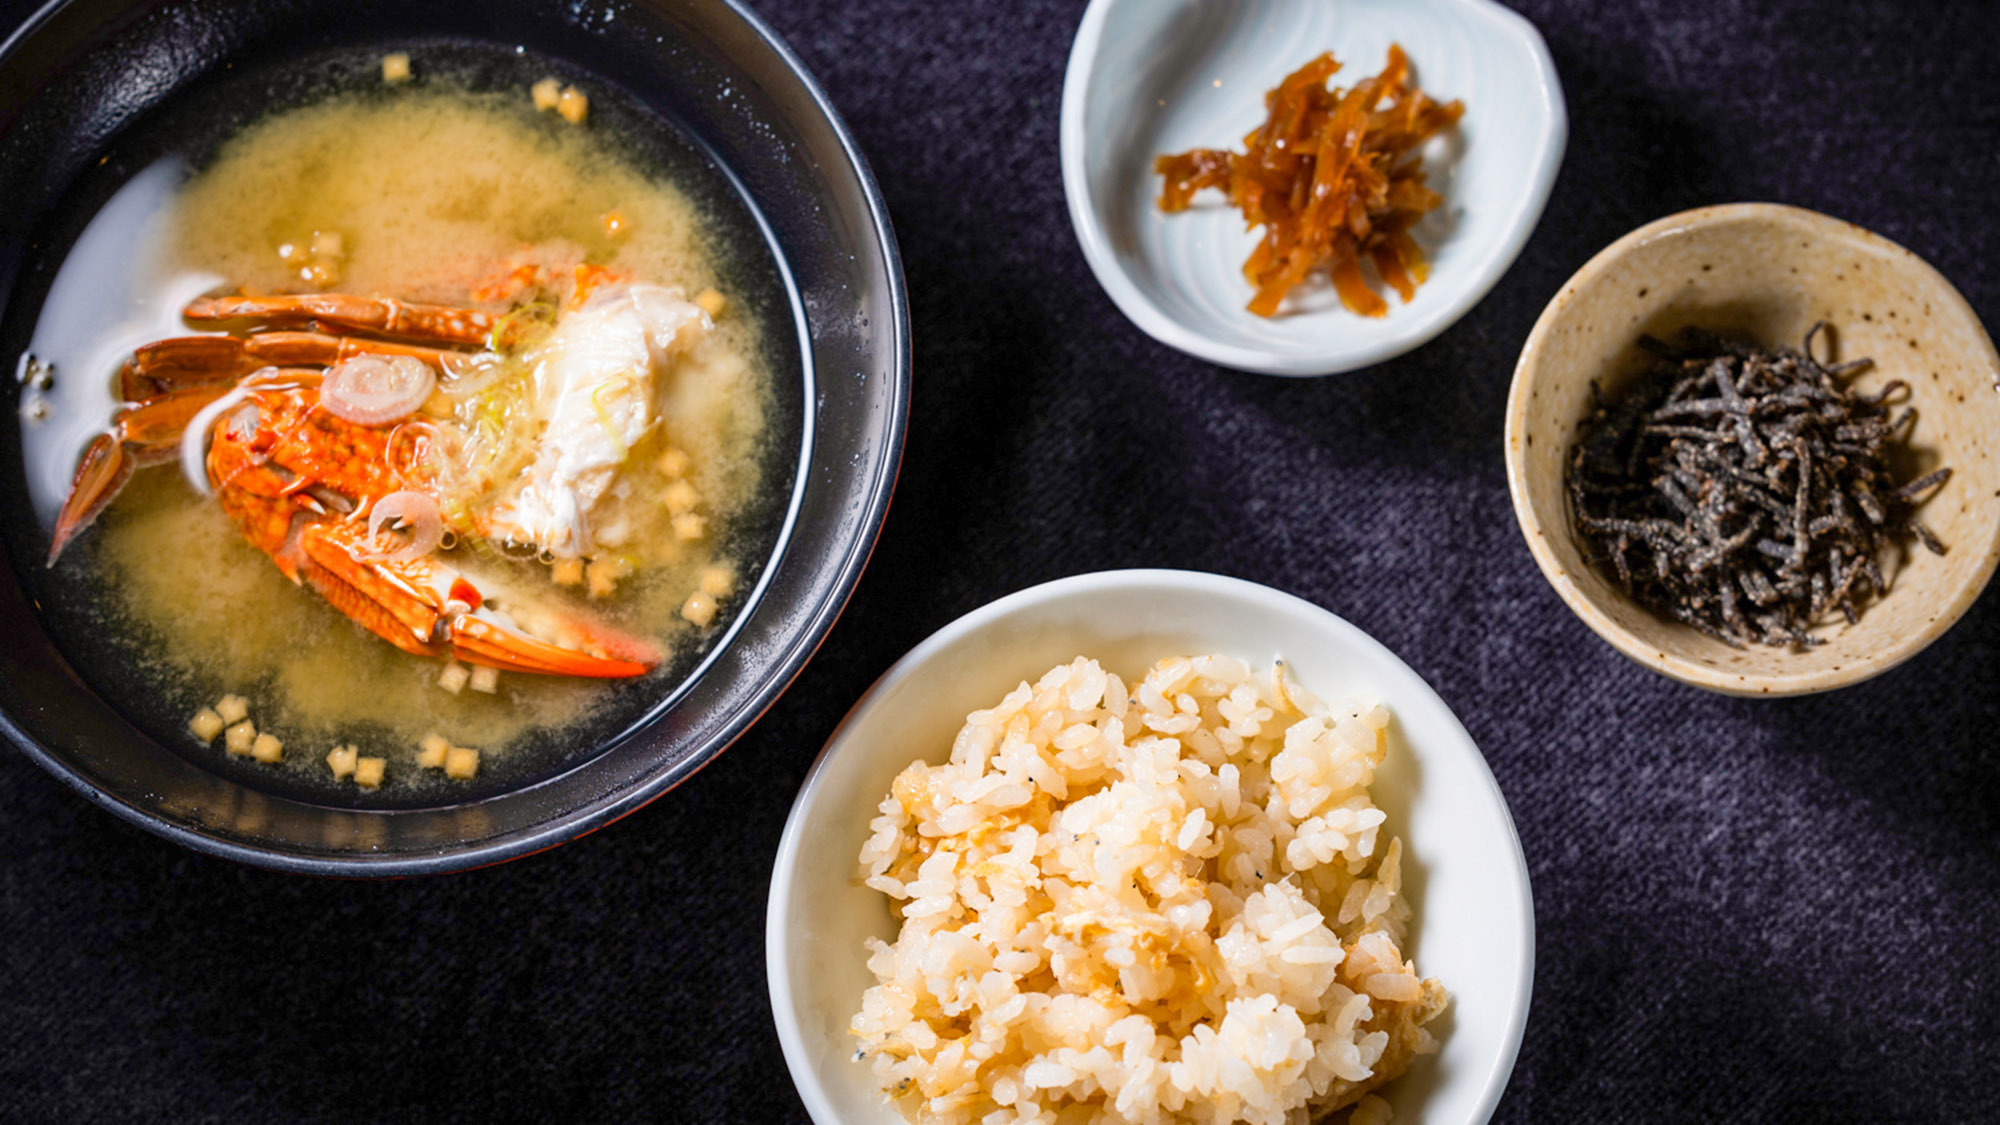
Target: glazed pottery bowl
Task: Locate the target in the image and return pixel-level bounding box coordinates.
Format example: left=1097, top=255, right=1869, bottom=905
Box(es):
left=1505, top=203, right=2000, bottom=695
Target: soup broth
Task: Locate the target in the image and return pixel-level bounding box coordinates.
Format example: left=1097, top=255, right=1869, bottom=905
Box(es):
left=10, top=50, right=799, bottom=802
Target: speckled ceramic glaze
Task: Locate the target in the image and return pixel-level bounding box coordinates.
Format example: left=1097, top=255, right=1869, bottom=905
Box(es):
left=1506, top=204, right=2000, bottom=696
left=1060, top=0, right=1564, bottom=376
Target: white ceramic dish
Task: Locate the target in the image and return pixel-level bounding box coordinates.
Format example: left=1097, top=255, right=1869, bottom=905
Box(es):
left=1060, top=0, right=1565, bottom=376
left=768, top=569, right=1533, bottom=1124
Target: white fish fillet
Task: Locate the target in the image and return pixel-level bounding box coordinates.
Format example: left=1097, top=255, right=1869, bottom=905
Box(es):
left=489, top=283, right=708, bottom=557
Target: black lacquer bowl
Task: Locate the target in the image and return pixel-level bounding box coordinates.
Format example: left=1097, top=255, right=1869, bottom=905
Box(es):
left=0, top=0, right=907, bottom=873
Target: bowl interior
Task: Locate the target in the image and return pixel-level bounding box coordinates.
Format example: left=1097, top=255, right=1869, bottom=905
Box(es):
left=0, top=0, right=907, bottom=872
left=9, top=41, right=810, bottom=810
left=1507, top=204, right=2000, bottom=694
left=769, top=570, right=1532, bottom=1125
left=1061, top=0, right=1564, bottom=375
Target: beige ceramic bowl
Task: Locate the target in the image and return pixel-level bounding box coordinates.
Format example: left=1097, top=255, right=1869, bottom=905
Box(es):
left=1506, top=203, right=2000, bottom=695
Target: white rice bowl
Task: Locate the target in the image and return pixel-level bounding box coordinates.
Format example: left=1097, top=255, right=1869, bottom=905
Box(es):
left=851, top=655, right=1448, bottom=1125
left=768, top=571, right=1533, bottom=1125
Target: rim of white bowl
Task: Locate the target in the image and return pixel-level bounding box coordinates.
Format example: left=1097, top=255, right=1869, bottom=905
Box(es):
left=767, top=568, right=1535, bottom=1125
left=1058, top=0, right=1568, bottom=377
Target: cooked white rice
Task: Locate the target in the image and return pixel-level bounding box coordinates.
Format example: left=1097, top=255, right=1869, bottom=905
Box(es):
left=853, top=655, right=1448, bottom=1125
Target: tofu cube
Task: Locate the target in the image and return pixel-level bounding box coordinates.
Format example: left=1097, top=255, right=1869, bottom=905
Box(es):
left=381, top=53, right=411, bottom=84
left=224, top=720, right=257, bottom=756
left=326, top=744, right=359, bottom=780
left=586, top=559, right=619, bottom=599
left=216, top=694, right=250, bottom=725
left=662, top=479, right=700, bottom=515
left=469, top=666, right=499, bottom=694
left=671, top=512, right=706, bottom=542
left=354, top=757, right=386, bottom=789
left=250, top=733, right=283, bottom=764
left=694, top=288, right=727, bottom=318
left=557, top=85, right=588, bottom=124
left=551, top=556, right=586, bottom=586
left=680, top=591, right=718, bottom=628
left=438, top=662, right=470, bottom=694
left=418, top=733, right=451, bottom=769
left=189, top=708, right=225, bottom=743
left=531, top=77, right=562, bottom=111
left=698, top=565, right=736, bottom=598
left=444, top=746, right=479, bottom=780
left=656, top=447, right=691, bottom=479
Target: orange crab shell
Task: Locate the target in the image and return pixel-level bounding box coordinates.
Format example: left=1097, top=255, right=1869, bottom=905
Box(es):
left=205, top=375, right=409, bottom=565
left=194, top=375, right=649, bottom=677
left=48, top=285, right=662, bottom=679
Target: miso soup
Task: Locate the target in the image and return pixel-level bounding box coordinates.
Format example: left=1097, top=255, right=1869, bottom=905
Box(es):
left=10, top=48, right=803, bottom=802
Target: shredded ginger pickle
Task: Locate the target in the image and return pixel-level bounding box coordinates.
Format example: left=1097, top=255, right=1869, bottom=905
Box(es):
left=1156, top=46, right=1463, bottom=318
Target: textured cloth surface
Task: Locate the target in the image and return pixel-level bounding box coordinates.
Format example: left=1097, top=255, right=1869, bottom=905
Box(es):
left=3, top=1, right=1997, bottom=1122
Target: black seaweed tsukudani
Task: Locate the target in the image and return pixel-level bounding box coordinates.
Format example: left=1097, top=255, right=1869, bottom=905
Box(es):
left=1567, top=324, right=1950, bottom=648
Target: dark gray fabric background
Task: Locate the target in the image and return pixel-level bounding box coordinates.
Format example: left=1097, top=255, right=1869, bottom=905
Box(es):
left=3, top=0, right=1996, bottom=1121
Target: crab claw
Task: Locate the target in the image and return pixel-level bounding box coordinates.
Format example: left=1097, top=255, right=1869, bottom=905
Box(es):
left=450, top=608, right=659, bottom=678
left=295, top=521, right=656, bottom=678
left=47, top=434, right=133, bottom=565
left=47, top=385, right=232, bottom=565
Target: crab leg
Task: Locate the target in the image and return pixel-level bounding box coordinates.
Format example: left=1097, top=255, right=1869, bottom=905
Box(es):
left=122, top=332, right=470, bottom=398
left=449, top=612, right=657, bottom=678
left=47, top=384, right=232, bottom=564
left=184, top=293, right=508, bottom=349
left=297, top=522, right=655, bottom=678
left=296, top=551, right=449, bottom=660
